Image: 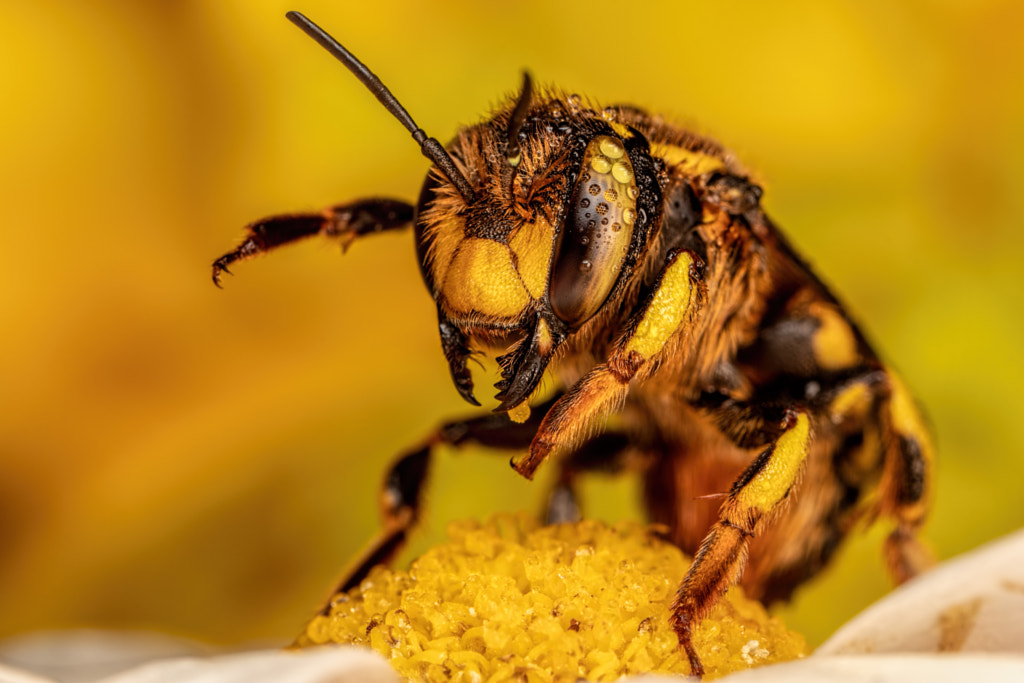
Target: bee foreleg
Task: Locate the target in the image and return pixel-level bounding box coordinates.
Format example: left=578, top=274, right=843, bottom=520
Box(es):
left=512, top=248, right=702, bottom=479
left=670, top=410, right=811, bottom=678
left=211, top=198, right=413, bottom=286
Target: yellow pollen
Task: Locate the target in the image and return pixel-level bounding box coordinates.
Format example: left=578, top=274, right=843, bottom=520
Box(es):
left=507, top=401, right=531, bottom=423
left=591, top=155, right=612, bottom=173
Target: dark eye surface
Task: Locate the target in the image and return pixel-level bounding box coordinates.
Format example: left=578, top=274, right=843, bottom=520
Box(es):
left=549, top=135, right=638, bottom=328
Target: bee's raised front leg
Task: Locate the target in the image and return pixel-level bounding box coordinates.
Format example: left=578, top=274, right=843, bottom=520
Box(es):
left=212, top=198, right=412, bottom=286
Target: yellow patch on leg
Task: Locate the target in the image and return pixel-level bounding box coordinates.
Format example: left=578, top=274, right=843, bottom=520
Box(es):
left=626, top=252, right=695, bottom=359
left=735, top=412, right=811, bottom=513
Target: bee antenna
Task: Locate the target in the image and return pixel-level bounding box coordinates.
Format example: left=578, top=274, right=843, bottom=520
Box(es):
left=504, top=72, right=533, bottom=168
left=285, top=11, right=476, bottom=204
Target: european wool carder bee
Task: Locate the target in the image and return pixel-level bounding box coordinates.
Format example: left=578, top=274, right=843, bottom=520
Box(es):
left=213, top=12, right=934, bottom=676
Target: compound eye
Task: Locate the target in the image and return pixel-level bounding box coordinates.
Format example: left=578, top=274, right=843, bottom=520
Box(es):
left=549, top=135, right=638, bottom=328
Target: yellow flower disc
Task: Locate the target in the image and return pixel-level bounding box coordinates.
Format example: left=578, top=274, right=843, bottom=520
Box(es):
left=296, top=514, right=807, bottom=681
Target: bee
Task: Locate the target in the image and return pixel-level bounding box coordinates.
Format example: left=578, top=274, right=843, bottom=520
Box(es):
left=213, top=12, right=934, bottom=676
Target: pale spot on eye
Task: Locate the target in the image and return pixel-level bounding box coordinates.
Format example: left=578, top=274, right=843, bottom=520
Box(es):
left=612, top=162, right=633, bottom=184
left=599, top=138, right=624, bottom=159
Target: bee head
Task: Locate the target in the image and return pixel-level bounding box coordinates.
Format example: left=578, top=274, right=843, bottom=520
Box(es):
left=414, top=80, right=661, bottom=411
left=281, top=13, right=660, bottom=412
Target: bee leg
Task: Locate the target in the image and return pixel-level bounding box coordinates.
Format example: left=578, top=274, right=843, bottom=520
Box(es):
left=327, top=398, right=557, bottom=601
left=671, top=410, right=811, bottom=678
left=513, top=248, right=703, bottom=479
left=545, top=432, right=631, bottom=524
left=211, top=198, right=413, bottom=286
left=324, top=444, right=429, bottom=605
left=878, top=372, right=935, bottom=582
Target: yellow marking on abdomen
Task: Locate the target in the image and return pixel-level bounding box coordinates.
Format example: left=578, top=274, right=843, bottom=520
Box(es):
left=829, top=382, right=872, bottom=422
left=810, top=302, right=860, bottom=371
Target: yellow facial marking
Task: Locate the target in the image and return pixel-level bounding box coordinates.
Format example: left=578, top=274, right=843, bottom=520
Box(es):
left=736, top=413, right=811, bottom=510
left=508, top=217, right=555, bottom=300
left=626, top=252, right=695, bottom=359
left=425, top=215, right=466, bottom=288
left=442, top=238, right=530, bottom=318
left=651, top=143, right=726, bottom=176
left=810, top=302, right=860, bottom=371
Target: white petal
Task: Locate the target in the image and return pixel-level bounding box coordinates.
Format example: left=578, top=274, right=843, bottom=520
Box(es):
left=96, top=646, right=399, bottom=683
left=819, top=529, right=1024, bottom=655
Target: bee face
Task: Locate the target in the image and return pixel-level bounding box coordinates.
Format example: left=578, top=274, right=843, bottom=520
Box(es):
left=413, top=93, right=662, bottom=407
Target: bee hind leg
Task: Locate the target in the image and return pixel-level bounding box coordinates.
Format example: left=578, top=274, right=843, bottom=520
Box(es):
left=670, top=409, right=812, bottom=678
left=878, top=373, right=935, bottom=583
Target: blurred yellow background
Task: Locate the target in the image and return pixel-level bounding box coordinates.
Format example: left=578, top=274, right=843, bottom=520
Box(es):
left=1, top=0, right=1022, bottom=650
